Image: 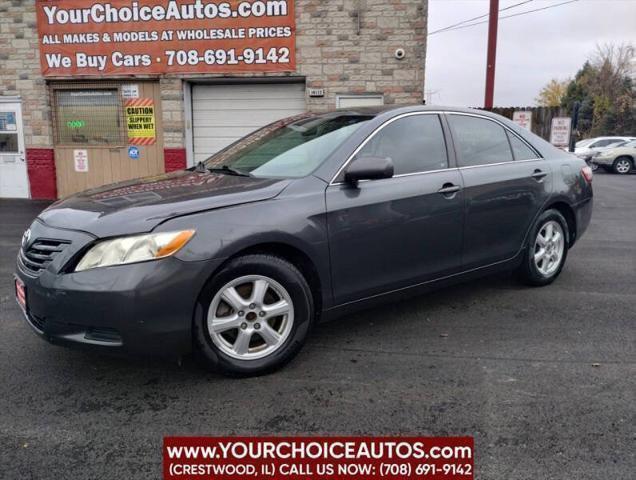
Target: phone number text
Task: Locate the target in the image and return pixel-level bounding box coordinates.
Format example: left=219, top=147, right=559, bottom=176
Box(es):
left=165, top=48, right=290, bottom=66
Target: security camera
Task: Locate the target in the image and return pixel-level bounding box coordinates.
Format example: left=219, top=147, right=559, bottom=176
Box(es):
left=394, top=48, right=406, bottom=60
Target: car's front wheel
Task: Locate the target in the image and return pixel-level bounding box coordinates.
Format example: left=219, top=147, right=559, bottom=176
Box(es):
left=516, top=209, right=569, bottom=286
left=194, top=254, right=314, bottom=376
left=613, top=156, right=633, bottom=175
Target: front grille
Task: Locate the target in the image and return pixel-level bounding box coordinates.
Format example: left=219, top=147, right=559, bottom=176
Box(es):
left=19, top=238, right=70, bottom=276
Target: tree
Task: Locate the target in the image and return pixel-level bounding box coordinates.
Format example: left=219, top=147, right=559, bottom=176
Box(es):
left=536, top=79, right=569, bottom=107
left=561, top=42, right=635, bottom=137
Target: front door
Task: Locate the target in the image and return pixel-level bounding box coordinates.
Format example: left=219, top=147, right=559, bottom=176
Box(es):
left=0, top=101, right=29, bottom=198
left=326, top=113, right=464, bottom=305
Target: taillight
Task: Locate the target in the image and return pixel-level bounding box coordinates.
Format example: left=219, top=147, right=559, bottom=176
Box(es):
left=581, top=166, right=593, bottom=184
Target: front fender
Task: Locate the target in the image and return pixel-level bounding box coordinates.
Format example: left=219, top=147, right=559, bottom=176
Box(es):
left=154, top=179, right=333, bottom=307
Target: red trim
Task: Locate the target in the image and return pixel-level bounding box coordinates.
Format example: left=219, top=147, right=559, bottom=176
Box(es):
left=164, top=148, right=187, bottom=173
left=26, top=148, right=57, bottom=200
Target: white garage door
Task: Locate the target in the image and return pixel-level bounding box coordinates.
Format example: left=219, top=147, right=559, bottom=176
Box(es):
left=192, top=83, right=306, bottom=163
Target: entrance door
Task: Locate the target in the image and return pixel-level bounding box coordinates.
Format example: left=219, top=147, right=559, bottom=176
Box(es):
left=0, top=101, right=29, bottom=198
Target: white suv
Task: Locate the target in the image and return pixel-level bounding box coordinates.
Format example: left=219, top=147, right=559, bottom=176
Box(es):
left=573, top=137, right=636, bottom=160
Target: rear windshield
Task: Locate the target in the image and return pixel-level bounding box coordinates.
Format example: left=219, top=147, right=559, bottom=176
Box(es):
left=205, top=113, right=373, bottom=178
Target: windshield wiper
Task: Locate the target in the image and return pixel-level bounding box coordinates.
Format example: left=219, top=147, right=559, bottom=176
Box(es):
left=195, top=162, right=252, bottom=177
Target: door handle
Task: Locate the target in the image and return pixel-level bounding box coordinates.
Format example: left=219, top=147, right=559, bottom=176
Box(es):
left=438, top=183, right=461, bottom=195
left=531, top=169, right=548, bottom=181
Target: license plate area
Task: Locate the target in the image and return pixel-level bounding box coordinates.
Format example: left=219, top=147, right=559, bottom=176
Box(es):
left=15, top=277, right=27, bottom=312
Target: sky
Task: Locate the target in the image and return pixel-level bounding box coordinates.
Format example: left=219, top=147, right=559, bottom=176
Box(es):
left=425, top=0, right=636, bottom=107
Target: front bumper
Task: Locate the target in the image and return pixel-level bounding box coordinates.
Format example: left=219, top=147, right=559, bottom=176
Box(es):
left=15, top=221, right=223, bottom=357
left=592, top=156, right=614, bottom=166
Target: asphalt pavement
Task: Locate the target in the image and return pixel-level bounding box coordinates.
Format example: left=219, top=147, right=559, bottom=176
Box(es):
left=0, top=172, right=634, bottom=479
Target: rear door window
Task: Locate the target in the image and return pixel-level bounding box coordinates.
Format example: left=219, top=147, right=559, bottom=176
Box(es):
left=447, top=115, right=513, bottom=167
left=507, top=131, right=539, bottom=161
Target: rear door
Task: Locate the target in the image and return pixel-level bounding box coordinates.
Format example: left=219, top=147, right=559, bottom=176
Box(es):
left=447, top=113, right=552, bottom=269
left=326, top=113, right=464, bottom=305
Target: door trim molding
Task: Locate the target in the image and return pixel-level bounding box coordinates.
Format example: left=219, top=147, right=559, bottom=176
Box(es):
left=0, top=96, right=21, bottom=103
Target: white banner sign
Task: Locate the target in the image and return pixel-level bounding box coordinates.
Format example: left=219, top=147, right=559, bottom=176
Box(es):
left=74, top=149, right=89, bottom=172
left=122, top=84, right=140, bottom=99
left=513, top=111, right=533, bottom=131
left=550, top=117, right=572, bottom=147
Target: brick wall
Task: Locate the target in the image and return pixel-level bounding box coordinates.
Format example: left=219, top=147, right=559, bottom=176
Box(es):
left=162, top=0, right=428, bottom=146
left=297, top=0, right=427, bottom=112
left=25, top=148, right=56, bottom=199
left=154, top=0, right=428, bottom=148
left=0, top=0, right=427, bottom=192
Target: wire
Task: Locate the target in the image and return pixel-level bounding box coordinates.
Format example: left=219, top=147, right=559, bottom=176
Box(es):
left=428, top=0, right=534, bottom=36
left=428, top=0, right=579, bottom=36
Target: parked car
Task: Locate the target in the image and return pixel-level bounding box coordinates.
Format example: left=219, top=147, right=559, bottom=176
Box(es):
left=579, top=140, right=628, bottom=172
left=592, top=140, right=636, bottom=174
left=573, top=136, right=636, bottom=161
left=14, top=106, right=594, bottom=376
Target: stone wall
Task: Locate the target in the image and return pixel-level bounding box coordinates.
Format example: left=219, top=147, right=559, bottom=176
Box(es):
left=297, top=0, right=427, bottom=112
left=0, top=0, right=52, bottom=147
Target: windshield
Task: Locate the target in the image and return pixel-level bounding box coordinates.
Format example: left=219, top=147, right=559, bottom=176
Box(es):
left=576, top=139, right=594, bottom=148
left=205, top=113, right=373, bottom=178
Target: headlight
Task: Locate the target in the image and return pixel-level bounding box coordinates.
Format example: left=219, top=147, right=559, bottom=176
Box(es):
left=75, top=230, right=195, bottom=272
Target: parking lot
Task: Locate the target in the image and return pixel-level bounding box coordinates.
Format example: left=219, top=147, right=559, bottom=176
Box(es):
left=0, top=172, right=634, bottom=479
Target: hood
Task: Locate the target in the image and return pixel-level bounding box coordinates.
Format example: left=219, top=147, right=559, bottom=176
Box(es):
left=39, top=170, right=291, bottom=237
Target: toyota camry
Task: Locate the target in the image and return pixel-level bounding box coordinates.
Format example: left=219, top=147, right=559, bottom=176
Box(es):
left=15, top=106, right=593, bottom=376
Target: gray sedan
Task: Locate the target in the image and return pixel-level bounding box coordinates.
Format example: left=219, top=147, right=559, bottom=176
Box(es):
left=15, top=106, right=593, bottom=376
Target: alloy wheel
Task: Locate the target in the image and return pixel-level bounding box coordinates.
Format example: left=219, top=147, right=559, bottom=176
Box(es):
left=207, top=275, right=294, bottom=360
left=534, top=220, right=565, bottom=277
left=615, top=159, right=631, bottom=174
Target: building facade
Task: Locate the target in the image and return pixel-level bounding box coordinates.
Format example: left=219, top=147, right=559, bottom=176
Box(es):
left=0, top=0, right=427, bottom=199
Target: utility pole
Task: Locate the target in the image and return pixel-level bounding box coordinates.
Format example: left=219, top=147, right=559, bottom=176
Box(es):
left=484, top=0, right=499, bottom=109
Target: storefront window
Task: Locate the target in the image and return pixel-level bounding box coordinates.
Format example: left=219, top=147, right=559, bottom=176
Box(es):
left=0, top=112, right=19, bottom=152
left=54, top=89, right=125, bottom=145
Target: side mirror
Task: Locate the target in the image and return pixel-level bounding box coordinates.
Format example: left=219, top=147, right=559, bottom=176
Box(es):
left=344, top=155, right=394, bottom=186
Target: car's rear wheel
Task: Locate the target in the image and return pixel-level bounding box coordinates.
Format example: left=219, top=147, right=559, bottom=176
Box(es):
left=516, top=209, right=569, bottom=286
left=613, top=156, right=633, bottom=175
left=194, top=254, right=314, bottom=376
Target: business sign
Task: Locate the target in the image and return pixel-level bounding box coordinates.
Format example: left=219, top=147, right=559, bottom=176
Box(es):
left=512, top=111, right=533, bottom=131
left=73, top=149, right=89, bottom=172
left=128, top=146, right=140, bottom=159
left=550, top=117, right=572, bottom=147
left=121, top=84, right=140, bottom=99
left=125, top=99, right=156, bottom=145
left=35, top=0, right=296, bottom=77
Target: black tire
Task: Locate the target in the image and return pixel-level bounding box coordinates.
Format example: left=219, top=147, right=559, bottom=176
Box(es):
left=516, top=209, right=569, bottom=286
left=193, top=254, right=314, bottom=377
left=613, top=156, right=633, bottom=175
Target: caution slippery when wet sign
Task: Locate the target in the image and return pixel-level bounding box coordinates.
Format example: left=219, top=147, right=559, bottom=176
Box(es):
left=125, top=98, right=156, bottom=145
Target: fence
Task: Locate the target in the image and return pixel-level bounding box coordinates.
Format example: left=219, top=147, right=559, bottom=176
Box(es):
left=479, top=106, right=568, bottom=141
